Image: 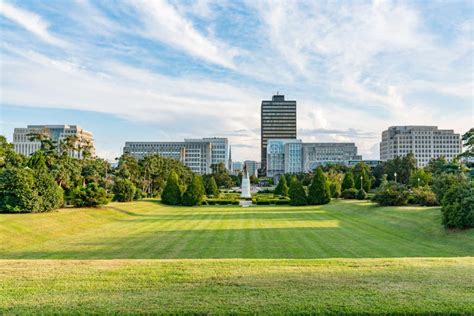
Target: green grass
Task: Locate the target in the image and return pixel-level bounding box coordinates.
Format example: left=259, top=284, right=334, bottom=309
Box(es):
left=1, top=200, right=473, bottom=313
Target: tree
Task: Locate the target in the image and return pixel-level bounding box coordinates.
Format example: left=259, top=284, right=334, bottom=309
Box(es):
left=274, top=176, right=289, bottom=197
left=353, top=162, right=372, bottom=191
left=113, top=178, right=136, bottom=202
left=409, top=169, right=432, bottom=187
left=289, top=177, right=307, bottom=206
left=34, top=167, right=64, bottom=212
left=209, top=162, right=234, bottom=188
left=161, top=171, right=182, bottom=205
left=206, top=176, right=219, bottom=197
left=384, top=153, right=416, bottom=184
left=441, top=182, right=473, bottom=229
left=71, top=183, right=109, bottom=207
left=182, top=175, right=206, bottom=206
left=432, top=173, right=467, bottom=203
left=458, top=127, right=473, bottom=160
left=329, top=181, right=341, bottom=198
left=371, top=163, right=386, bottom=188
left=308, top=167, right=331, bottom=205
left=341, top=172, right=355, bottom=191
left=0, top=167, right=40, bottom=213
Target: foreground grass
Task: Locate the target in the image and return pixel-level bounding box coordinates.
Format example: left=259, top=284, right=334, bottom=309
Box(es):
left=1, top=258, right=473, bottom=314
left=0, top=199, right=473, bottom=259
left=1, top=200, right=473, bottom=313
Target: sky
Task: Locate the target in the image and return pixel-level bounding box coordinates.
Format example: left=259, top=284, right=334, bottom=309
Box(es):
left=0, top=0, right=473, bottom=162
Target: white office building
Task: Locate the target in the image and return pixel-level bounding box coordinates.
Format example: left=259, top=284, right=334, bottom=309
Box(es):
left=13, top=125, right=95, bottom=158
left=123, top=137, right=231, bottom=175
left=380, top=126, right=462, bottom=167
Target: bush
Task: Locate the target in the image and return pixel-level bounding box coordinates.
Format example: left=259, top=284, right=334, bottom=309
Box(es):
left=341, top=188, right=358, bottom=199
left=289, top=177, right=307, bottom=206
left=71, top=183, right=110, bottom=207
left=161, top=171, right=182, bottom=205
left=205, top=199, right=239, bottom=205
left=34, top=168, right=64, bottom=212
left=274, top=176, right=289, bottom=197
left=308, top=167, right=331, bottom=205
left=182, top=175, right=206, bottom=206
left=113, top=178, right=136, bottom=202
left=441, top=183, right=473, bottom=229
left=356, top=188, right=367, bottom=200
left=372, top=182, right=409, bottom=206
left=0, top=168, right=40, bottom=213
left=255, top=198, right=290, bottom=205
left=134, top=188, right=144, bottom=200
left=432, top=173, right=466, bottom=203
left=411, top=186, right=438, bottom=206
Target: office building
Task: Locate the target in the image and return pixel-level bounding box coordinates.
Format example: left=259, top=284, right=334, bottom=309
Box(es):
left=302, top=143, right=361, bottom=171
left=244, top=160, right=258, bottom=177
left=380, top=126, right=462, bottom=167
left=232, top=161, right=243, bottom=174
left=267, top=139, right=361, bottom=179
left=13, top=125, right=95, bottom=158
left=267, top=139, right=303, bottom=178
left=123, top=137, right=231, bottom=175
left=260, top=94, right=297, bottom=174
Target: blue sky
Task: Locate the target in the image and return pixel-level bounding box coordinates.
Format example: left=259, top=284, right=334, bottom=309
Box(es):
left=0, top=0, right=472, bottom=161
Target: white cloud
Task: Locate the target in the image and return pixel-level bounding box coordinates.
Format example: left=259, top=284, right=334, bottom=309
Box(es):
left=129, top=0, right=238, bottom=69
left=0, top=1, right=67, bottom=47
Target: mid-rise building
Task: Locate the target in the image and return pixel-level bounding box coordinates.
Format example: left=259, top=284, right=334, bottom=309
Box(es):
left=123, top=137, right=231, bottom=175
left=13, top=125, right=95, bottom=158
left=260, top=94, right=297, bottom=174
left=232, top=161, right=243, bottom=174
left=380, top=126, right=462, bottom=167
left=267, top=139, right=361, bottom=179
left=302, top=143, right=361, bottom=171
left=244, top=160, right=258, bottom=177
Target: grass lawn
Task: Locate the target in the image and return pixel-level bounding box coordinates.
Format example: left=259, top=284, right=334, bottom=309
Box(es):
left=1, top=199, right=473, bottom=313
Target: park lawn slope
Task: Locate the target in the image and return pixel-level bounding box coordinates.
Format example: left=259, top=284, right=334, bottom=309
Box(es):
left=0, top=199, right=473, bottom=259
left=1, top=258, right=473, bottom=314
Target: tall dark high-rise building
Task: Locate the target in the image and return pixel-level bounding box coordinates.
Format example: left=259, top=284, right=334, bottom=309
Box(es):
left=260, top=94, right=297, bottom=174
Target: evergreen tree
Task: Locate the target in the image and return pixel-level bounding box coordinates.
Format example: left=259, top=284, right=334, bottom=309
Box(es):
left=206, top=176, right=219, bottom=197
left=113, top=178, right=136, bottom=202
left=353, top=162, right=372, bottom=191
left=161, top=170, right=182, bottom=205
left=308, top=167, right=331, bottom=205
left=0, top=167, right=41, bottom=213
left=289, top=177, right=307, bottom=206
left=34, top=168, right=64, bottom=212
left=341, top=171, right=355, bottom=191
left=274, top=176, right=289, bottom=197
left=182, top=175, right=206, bottom=206
left=72, top=183, right=110, bottom=207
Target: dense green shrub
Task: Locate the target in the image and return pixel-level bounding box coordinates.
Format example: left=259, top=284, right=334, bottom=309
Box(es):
left=289, top=177, right=307, bottom=206
left=356, top=188, right=367, bottom=200
left=432, top=173, right=466, bottom=203
left=341, top=172, right=355, bottom=191
left=182, top=175, right=206, bottom=206
left=205, top=199, right=239, bottom=205
left=71, top=183, right=110, bottom=207
left=34, top=168, right=64, bottom=212
left=206, top=176, right=219, bottom=197
left=0, top=168, right=40, bottom=213
left=441, top=183, right=473, bottom=229
left=161, top=171, right=182, bottom=205
left=308, top=167, right=331, bottom=205
left=341, top=188, right=358, bottom=199
left=113, top=178, right=136, bottom=202
left=411, top=186, right=438, bottom=206
left=134, top=187, right=144, bottom=200
left=372, top=183, right=409, bottom=206
left=274, top=176, right=289, bottom=197
left=255, top=198, right=290, bottom=205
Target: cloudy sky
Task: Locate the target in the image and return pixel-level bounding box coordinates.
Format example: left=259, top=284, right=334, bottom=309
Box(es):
left=0, top=0, right=472, bottom=161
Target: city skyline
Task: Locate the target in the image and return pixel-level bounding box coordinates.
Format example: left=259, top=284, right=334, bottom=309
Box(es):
left=1, top=1, right=473, bottom=162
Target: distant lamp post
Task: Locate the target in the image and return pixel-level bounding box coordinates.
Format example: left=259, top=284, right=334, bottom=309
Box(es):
left=360, top=176, right=363, bottom=190
left=394, top=172, right=397, bottom=183
left=417, top=177, right=420, bottom=187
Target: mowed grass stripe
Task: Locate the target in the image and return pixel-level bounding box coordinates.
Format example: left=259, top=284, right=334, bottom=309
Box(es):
left=0, top=200, right=473, bottom=259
